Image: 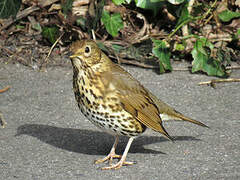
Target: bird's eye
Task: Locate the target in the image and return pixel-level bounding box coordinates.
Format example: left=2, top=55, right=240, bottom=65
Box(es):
left=85, top=46, right=90, bottom=53
left=84, top=46, right=91, bottom=57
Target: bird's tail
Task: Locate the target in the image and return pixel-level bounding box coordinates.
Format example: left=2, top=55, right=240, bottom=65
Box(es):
left=168, top=111, right=209, bottom=128
left=147, top=91, right=209, bottom=128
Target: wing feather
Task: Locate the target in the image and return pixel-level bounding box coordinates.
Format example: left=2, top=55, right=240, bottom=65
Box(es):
left=100, top=64, right=172, bottom=140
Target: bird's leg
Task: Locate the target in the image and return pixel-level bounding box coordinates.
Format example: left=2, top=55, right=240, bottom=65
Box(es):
left=95, top=136, right=121, bottom=165
left=102, top=137, right=135, bottom=170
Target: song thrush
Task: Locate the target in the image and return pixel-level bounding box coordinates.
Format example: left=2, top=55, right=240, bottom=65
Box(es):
left=69, top=40, right=208, bottom=170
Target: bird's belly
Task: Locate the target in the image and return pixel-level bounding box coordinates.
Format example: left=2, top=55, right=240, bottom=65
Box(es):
left=77, top=99, right=145, bottom=137
left=73, top=74, right=146, bottom=137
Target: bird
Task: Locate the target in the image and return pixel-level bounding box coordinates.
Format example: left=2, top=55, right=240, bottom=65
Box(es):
left=69, top=40, right=208, bottom=170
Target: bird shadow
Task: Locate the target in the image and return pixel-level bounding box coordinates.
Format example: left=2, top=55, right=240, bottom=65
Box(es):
left=16, top=124, right=201, bottom=155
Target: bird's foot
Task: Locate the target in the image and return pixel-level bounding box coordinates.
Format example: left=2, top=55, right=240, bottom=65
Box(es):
left=95, top=152, right=121, bottom=165
left=101, top=159, right=134, bottom=170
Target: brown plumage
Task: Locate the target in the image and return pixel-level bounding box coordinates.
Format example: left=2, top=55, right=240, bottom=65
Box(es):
left=69, top=40, right=208, bottom=170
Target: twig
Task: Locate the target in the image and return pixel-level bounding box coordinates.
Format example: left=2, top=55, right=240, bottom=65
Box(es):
left=0, top=0, right=59, bottom=31
left=109, top=56, right=158, bottom=69
left=172, top=67, right=190, bottom=71
left=181, top=0, right=195, bottom=51
left=0, top=6, right=40, bottom=31
left=226, top=66, right=240, bottom=70
left=204, top=14, right=214, bottom=25
left=172, top=65, right=240, bottom=71
left=0, top=86, right=10, bottom=93
left=163, top=8, right=176, bottom=21
left=182, top=0, right=195, bottom=37
left=40, top=33, right=64, bottom=70
left=168, top=18, right=191, bottom=38
left=120, top=59, right=157, bottom=69
left=201, top=0, right=218, bottom=21
left=92, top=29, right=96, bottom=41
left=169, top=0, right=217, bottom=39
left=0, top=45, right=29, bottom=66
left=198, top=78, right=240, bottom=88
left=0, top=113, right=6, bottom=128
left=129, top=12, right=150, bottom=44
left=111, top=52, right=121, bottom=64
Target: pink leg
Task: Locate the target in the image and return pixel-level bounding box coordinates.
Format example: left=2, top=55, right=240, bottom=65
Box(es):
left=102, top=137, right=135, bottom=170
left=95, top=136, right=121, bottom=165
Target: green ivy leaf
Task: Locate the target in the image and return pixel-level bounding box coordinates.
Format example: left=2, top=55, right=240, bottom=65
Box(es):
left=101, top=10, right=124, bottom=37
left=191, top=38, right=227, bottom=77
left=0, top=0, right=21, bottom=19
left=42, top=26, right=59, bottom=45
left=135, top=0, right=164, bottom=15
left=152, top=38, right=172, bottom=73
left=176, top=2, right=190, bottom=27
left=218, top=10, right=240, bottom=22
left=112, top=0, right=126, bottom=5
left=125, top=0, right=132, bottom=3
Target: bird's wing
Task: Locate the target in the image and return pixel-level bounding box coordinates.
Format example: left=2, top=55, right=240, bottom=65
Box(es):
left=100, top=64, right=172, bottom=140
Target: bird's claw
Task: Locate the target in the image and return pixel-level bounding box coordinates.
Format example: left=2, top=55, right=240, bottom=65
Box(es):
left=95, top=153, right=121, bottom=165
left=101, top=160, right=134, bottom=170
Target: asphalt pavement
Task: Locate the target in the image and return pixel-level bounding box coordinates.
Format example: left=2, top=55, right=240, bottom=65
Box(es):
left=0, top=62, right=239, bottom=180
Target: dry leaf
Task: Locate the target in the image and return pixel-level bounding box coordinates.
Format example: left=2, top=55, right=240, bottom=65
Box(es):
left=73, top=0, right=90, bottom=7
left=48, top=4, right=61, bottom=12
left=236, top=0, right=240, bottom=7
left=72, top=6, right=88, bottom=16
left=39, top=0, right=60, bottom=7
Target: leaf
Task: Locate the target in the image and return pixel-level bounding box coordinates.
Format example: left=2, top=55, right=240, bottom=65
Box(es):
left=152, top=39, right=172, bottom=73
left=235, top=28, right=240, bottom=41
left=167, top=0, right=185, bottom=5
left=91, top=0, right=105, bottom=30
left=101, top=10, right=124, bottom=37
left=218, top=10, right=240, bottom=22
left=76, top=17, right=86, bottom=30
left=61, top=0, right=73, bottom=15
left=112, top=44, right=125, bottom=53
left=174, top=43, right=185, bottom=51
left=42, top=26, right=59, bottom=45
left=96, top=42, right=110, bottom=53
left=0, top=0, right=21, bottom=19
left=32, top=23, right=42, bottom=31
left=112, top=0, right=126, bottom=5
left=125, top=0, right=132, bottom=3
left=16, top=25, right=24, bottom=29
left=176, top=2, right=190, bottom=27
left=237, top=28, right=240, bottom=36
left=191, top=38, right=227, bottom=77
left=135, top=0, right=164, bottom=15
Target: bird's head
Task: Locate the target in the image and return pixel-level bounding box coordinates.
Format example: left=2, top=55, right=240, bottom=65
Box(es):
left=69, top=40, right=102, bottom=69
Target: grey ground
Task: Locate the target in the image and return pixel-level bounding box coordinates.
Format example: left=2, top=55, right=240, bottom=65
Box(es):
left=0, top=62, right=239, bottom=180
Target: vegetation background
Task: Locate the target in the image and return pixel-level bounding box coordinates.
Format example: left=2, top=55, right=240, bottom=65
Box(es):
left=0, top=0, right=240, bottom=78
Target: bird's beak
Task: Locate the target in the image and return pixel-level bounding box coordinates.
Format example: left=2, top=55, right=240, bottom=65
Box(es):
left=69, top=54, right=77, bottom=59
left=67, top=51, right=76, bottom=59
